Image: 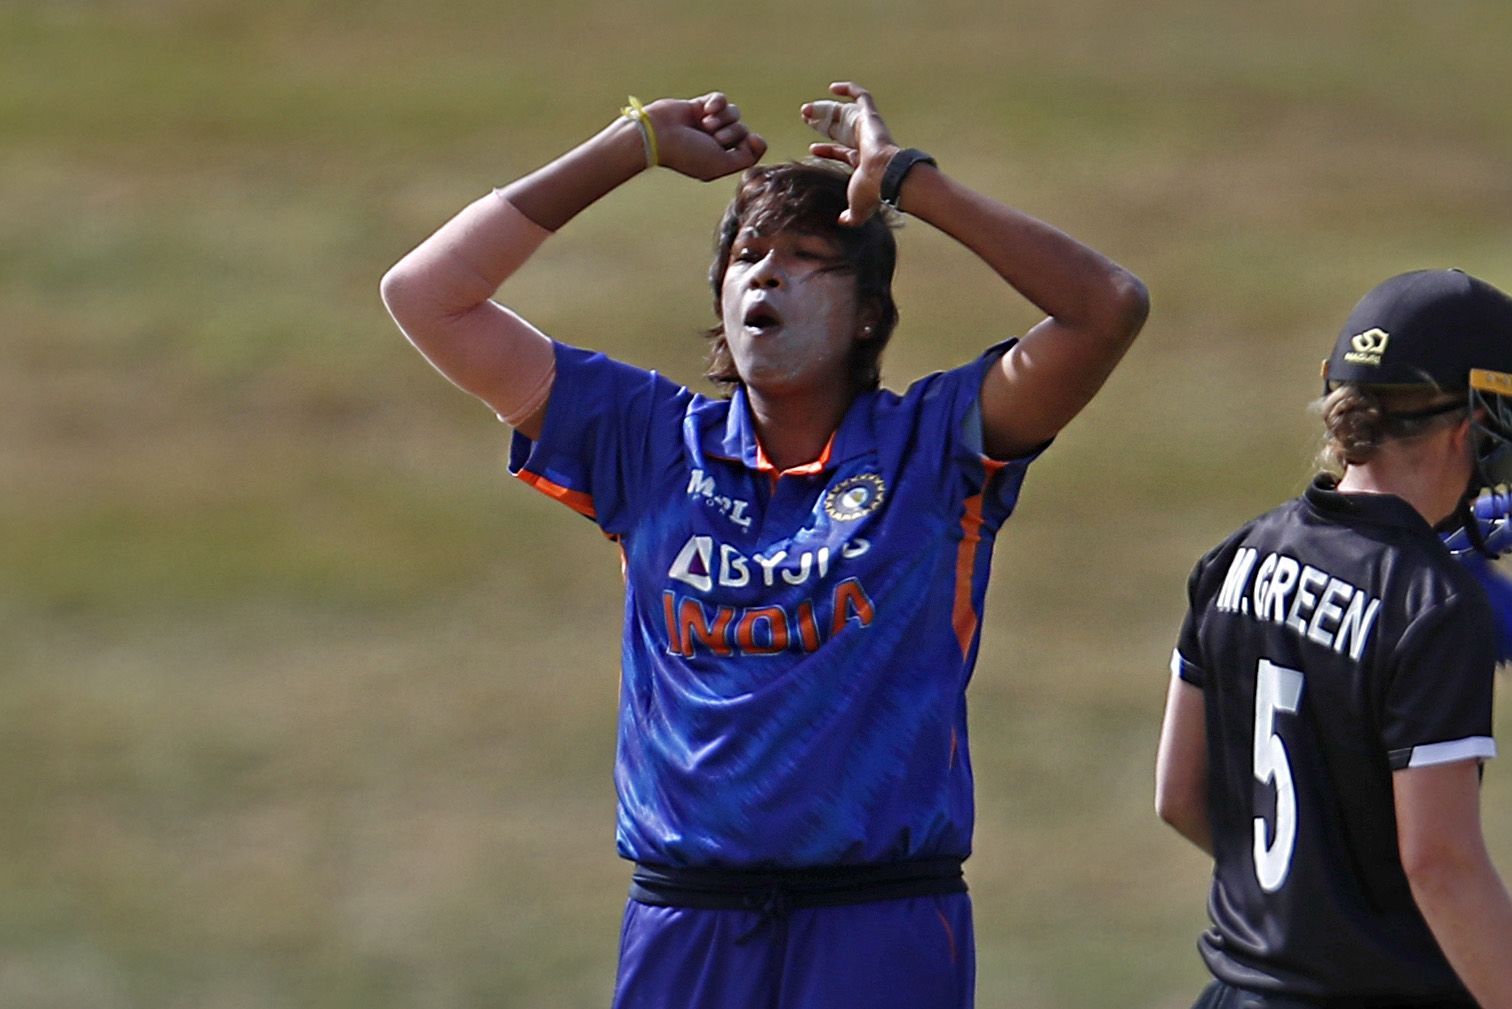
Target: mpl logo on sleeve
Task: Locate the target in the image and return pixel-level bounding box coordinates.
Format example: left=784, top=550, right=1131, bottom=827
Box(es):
left=1343, top=328, right=1390, bottom=367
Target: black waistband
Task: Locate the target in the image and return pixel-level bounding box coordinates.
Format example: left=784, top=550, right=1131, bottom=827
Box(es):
left=628, top=857, right=967, bottom=911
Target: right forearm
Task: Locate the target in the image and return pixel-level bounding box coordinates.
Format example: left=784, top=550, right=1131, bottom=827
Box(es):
left=502, top=114, right=650, bottom=232
left=383, top=112, right=647, bottom=318
left=380, top=91, right=761, bottom=433
left=377, top=117, right=646, bottom=426
left=1157, top=803, right=1214, bottom=857
left=384, top=92, right=760, bottom=315
left=382, top=190, right=552, bottom=324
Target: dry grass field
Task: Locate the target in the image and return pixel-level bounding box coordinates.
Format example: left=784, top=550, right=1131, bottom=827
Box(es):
left=5, top=1, right=1512, bottom=1006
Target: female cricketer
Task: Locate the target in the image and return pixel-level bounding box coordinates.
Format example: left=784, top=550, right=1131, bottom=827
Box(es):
left=382, top=82, right=1148, bottom=1009
left=1156, top=269, right=1512, bottom=1009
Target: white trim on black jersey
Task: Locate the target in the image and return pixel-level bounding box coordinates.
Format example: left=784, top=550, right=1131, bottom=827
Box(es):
left=1396, top=736, right=1497, bottom=769
left=1170, top=648, right=1200, bottom=683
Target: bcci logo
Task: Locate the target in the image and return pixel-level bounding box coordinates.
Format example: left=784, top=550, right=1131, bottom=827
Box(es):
left=1343, top=328, right=1390, bottom=367
left=824, top=473, right=886, bottom=522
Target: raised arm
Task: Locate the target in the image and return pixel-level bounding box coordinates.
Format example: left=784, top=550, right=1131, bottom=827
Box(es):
left=380, top=94, right=766, bottom=439
left=1395, top=760, right=1512, bottom=1009
left=804, top=82, right=1148, bottom=459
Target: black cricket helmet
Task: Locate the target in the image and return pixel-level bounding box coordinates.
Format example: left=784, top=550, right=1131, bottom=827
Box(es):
left=1323, top=269, right=1512, bottom=488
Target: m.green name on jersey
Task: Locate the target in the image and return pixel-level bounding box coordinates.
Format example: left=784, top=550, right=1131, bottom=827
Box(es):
left=1213, top=547, right=1381, bottom=662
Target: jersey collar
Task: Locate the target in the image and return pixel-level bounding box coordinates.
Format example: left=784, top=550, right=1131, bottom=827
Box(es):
left=703, top=385, right=878, bottom=476
left=1303, top=474, right=1437, bottom=536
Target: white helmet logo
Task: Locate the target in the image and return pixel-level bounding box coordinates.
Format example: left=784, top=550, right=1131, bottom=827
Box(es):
left=1345, top=328, right=1390, bottom=366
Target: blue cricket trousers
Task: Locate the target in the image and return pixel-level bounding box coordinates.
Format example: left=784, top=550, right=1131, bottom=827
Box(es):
left=611, top=892, right=974, bottom=1009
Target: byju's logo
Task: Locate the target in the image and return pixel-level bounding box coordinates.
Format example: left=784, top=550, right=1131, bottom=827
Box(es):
left=1344, top=328, right=1390, bottom=367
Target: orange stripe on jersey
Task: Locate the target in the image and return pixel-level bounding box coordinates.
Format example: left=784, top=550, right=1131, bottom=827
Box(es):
left=951, top=458, right=1007, bottom=659
left=515, top=469, right=597, bottom=520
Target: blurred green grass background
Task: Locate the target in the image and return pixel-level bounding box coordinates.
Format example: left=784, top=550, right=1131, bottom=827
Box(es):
left=5, top=0, right=1512, bottom=1006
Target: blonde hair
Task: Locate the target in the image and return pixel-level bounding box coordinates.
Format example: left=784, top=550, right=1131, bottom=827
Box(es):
left=1315, top=384, right=1466, bottom=474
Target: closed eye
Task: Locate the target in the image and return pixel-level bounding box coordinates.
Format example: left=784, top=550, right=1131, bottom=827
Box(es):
left=795, top=244, right=849, bottom=272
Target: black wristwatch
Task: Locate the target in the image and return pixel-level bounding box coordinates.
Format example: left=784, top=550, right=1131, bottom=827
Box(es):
left=880, top=148, right=937, bottom=210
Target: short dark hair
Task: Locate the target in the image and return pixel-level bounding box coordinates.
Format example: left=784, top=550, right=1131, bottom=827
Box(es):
left=705, top=161, right=899, bottom=393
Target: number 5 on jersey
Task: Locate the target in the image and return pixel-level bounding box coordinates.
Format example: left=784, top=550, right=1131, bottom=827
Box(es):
left=1254, top=659, right=1305, bottom=892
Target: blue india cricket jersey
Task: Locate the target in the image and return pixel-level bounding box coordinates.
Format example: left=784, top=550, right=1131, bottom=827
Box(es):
left=508, top=341, right=1041, bottom=868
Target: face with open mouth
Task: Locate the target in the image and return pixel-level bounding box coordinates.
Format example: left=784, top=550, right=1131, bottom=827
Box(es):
left=719, top=226, right=869, bottom=396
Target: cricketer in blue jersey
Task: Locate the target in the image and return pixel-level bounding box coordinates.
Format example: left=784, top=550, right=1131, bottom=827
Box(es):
left=382, top=81, right=1148, bottom=1009
left=511, top=340, right=1030, bottom=869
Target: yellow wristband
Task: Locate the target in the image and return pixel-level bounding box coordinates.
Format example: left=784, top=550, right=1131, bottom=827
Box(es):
left=621, top=95, right=659, bottom=169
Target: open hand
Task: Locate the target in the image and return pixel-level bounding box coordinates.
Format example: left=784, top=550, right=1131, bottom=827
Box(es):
left=648, top=92, right=767, bottom=181
left=801, top=82, right=901, bottom=226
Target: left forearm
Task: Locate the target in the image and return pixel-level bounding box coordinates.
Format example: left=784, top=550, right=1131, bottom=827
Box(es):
left=801, top=83, right=1148, bottom=455
left=1397, top=763, right=1512, bottom=1009
left=895, top=164, right=1148, bottom=339
left=1407, top=851, right=1512, bottom=1009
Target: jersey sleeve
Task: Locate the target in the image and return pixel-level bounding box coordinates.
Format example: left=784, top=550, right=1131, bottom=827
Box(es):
left=1383, top=591, right=1497, bottom=770
left=1171, top=552, right=1214, bottom=688
left=904, top=338, right=1048, bottom=528
left=506, top=341, right=690, bottom=536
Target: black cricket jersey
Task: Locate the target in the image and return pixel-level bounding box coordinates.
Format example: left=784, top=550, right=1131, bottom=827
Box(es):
left=1172, top=475, right=1497, bottom=1005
